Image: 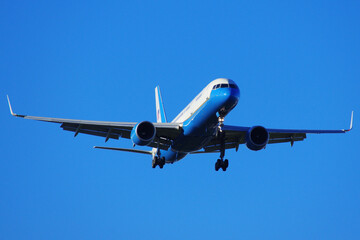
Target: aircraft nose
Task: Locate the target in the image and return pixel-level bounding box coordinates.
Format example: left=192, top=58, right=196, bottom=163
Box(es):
left=210, top=84, right=240, bottom=115
left=226, top=87, right=240, bottom=105
left=222, top=85, right=240, bottom=103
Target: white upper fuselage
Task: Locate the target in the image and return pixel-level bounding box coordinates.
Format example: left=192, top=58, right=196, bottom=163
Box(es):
left=172, top=78, right=238, bottom=123
left=159, top=78, right=240, bottom=163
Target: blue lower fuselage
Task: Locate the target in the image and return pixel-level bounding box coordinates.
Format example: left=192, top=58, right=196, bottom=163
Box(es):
left=161, top=86, right=240, bottom=163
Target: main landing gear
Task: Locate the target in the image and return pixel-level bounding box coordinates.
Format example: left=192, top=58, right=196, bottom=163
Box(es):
left=152, top=156, right=165, bottom=169
left=215, top=116, right=229, bottom=171
left=215, top=159, right=228, bottom=171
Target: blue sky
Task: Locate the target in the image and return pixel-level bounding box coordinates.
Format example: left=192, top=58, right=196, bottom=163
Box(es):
left=1, top=1, right=359, bottom=239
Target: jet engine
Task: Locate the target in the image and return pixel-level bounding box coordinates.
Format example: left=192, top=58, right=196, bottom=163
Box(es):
left=246, top=126, right=269, bottom=151
left=131, top=121, right=156, bottom=146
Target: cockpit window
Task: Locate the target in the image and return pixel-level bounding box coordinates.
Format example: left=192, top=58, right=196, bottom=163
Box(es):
left=213, top=83, right=237, bottom=90
left=212, top=84, right=221, bottom=89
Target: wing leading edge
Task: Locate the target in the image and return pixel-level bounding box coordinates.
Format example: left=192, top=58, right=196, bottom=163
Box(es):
left=202, top=111, right=353, bottom=152
left=7, top=96, right=181, bottom=150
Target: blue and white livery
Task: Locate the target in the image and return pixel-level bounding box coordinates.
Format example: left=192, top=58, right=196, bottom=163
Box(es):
left=7, top=78, right=353, bottom=171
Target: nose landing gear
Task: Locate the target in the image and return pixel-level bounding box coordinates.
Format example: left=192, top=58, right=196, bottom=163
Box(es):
left=215, top=143, right=229, bottom=171
left=215, top=116, right=229, bottom=171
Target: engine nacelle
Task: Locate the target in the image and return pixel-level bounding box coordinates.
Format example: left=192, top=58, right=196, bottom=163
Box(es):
left=131, top=121, right=156, bottom=146
left=246, top=126, right=269, bottom=151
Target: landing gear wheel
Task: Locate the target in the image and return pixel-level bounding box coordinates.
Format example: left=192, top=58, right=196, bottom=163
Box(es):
left=215, top=159, right=221, bottom=171
left=222, top=159, right=229, bottom=171
left=153, top=156, right=165, bottom=169
left=152, top=156, right=158, bottom=168
left=215, top=159, right=229, bottom=171
left=159, top=157, right=165, bottom=169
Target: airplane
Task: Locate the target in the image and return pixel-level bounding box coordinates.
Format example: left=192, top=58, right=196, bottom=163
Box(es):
left=7, top=78, right=353, bottom=171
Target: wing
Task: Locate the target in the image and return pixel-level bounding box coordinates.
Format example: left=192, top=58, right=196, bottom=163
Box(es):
left=7, top=96, right=181, bottom=150
left=201, top=111, right=353, bottom=152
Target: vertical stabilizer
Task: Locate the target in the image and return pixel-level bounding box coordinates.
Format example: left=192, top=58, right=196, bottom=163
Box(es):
left=155, top=86, right=167, bottom=123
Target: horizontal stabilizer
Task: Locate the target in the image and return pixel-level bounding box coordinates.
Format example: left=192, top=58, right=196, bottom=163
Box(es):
left=93, top=146, right=152, bottom=155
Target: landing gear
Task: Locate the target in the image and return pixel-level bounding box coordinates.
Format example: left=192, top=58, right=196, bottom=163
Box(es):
left=215, top=159, right=229, bottom=171
left=152, top=156, right=165, bottom=169
left=152, top=157, right=157, bottom=168
left=215, top=117, right=229, bottom=171
left=223, top=159, right=228, bottom=171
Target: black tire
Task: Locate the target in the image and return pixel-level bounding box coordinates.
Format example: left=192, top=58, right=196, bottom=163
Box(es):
left=152, top=157, right=158, bottom=168
left=215, top=159, right=220, bottom=171
left=221, top=159, right=228, bottom=171
left=224, top=159, right=229, bottom=168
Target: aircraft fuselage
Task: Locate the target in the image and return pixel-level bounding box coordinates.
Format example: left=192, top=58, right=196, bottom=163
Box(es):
left=161, top=78, right=240, bottom=163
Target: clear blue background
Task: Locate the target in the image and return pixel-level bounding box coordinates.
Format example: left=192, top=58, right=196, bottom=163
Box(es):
left=1, top=1, right=359, bottom=239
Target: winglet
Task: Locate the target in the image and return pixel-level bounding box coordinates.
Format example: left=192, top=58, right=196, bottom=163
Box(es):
left=6, top=95, right=25, bottom=118
left=346, top=111, right=354, bottom=132
left=7, top=95, right=16, bottom=116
